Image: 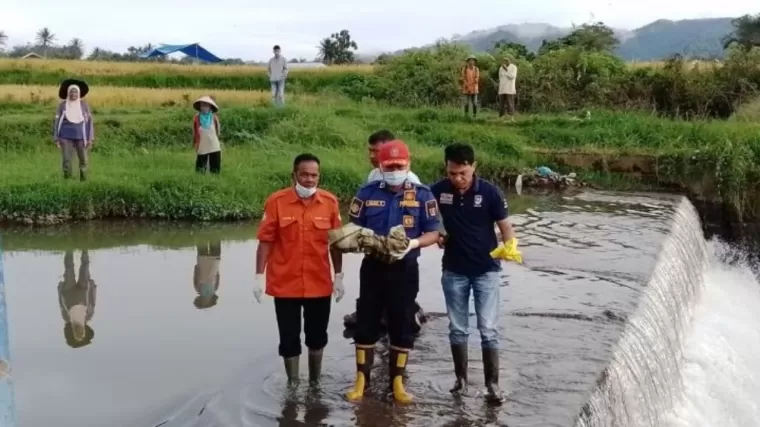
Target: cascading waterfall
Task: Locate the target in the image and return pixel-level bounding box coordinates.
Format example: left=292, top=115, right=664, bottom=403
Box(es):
left=575, top=198, right=708, bottom=427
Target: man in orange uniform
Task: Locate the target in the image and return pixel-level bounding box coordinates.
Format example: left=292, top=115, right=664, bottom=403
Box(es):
left=254, top=153, right=345, bottom=386
left=461, top=55, right=480, bottom=118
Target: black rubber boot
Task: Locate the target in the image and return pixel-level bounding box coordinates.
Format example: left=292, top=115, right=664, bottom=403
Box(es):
left=283, top=356, right=300, bottom=387
left=473, top=105, right=478, bottom=117
left=308, top=349, right=323, bottom=385
left=389, top=348, right=413, bottom=403
left=346, top=345, right=374, bottom=401
left=482, top=348, right=505, bottom=404
left=450, top=344, right=468, bottom=395
left=63, top=170, right=71, bottom=179
left=464, top=105, right=469, bottom=116
left=80, top=170, right=87, bottom=182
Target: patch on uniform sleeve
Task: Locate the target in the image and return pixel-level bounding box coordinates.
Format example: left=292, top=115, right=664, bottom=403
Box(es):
left=403, top=215, right=415, bottom=228
left=366, top=200, right=386, bottom=207
left=425, top=199, right=439, bottom=218
left=349, top=197, right=364, bottom=218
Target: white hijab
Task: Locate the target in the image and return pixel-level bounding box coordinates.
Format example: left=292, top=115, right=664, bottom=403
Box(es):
left=64, top=85, right=84, bottom=124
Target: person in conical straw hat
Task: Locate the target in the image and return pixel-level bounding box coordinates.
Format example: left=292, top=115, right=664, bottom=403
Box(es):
left=192, top=95, right=222, bottom=174
left=53, top=79, right=94, bottom=181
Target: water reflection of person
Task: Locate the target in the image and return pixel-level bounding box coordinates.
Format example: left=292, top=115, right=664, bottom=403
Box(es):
left=58, top=250, right=96, bottom=348
left=277, top=397, right=329, bottom=426
left=193, top=241, right=221, bottom=309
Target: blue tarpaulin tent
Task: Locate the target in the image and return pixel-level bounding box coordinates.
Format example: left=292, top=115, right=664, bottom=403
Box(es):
left=139, top=43, right=223, bottom=63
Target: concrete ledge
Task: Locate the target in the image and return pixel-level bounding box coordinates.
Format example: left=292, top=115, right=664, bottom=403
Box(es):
left=573, top=197, right=706, bottom=427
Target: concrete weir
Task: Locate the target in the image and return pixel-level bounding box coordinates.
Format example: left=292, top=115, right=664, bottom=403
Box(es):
left=571, top=196, right=707, bottom=427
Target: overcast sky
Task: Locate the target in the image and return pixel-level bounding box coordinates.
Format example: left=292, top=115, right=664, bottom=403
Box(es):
left=1, top=1, right=757, bottom=61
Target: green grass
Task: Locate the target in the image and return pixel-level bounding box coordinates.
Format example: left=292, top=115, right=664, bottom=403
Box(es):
left=2, top=100, right=760, bottom=223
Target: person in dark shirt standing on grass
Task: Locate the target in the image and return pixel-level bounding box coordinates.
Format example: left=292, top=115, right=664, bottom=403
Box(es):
left=430, top=142, right=522, bottom=404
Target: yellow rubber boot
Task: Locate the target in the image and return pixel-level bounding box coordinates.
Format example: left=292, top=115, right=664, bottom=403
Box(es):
left=390, top=348, right=413, bottom=404
left=346, top=345, right=374, bottom=401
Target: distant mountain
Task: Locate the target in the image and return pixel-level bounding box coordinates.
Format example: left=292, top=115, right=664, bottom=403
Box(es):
left=397, top=18, right=735, bottom=61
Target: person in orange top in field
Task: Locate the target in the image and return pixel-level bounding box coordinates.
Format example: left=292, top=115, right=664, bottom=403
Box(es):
left=254, top=153, right=345, bottom=387
left=461, top=55, right=480, bottom=118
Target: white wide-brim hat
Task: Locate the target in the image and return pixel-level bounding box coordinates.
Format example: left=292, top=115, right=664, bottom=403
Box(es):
left=193, top=96, right=218, bottom=112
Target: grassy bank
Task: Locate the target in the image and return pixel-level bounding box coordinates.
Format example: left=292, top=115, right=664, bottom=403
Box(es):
left=2, top=100, right=760, bottom=223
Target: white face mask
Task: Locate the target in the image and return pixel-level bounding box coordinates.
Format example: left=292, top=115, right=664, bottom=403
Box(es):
left=295, top=183, right=317, bottom=198
left=383, top=170, right=408, bottom=186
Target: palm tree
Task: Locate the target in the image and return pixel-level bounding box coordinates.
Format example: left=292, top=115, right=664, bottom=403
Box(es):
left=69, top=38, right=83, bottom=50
left=67, top=38, right=84, bottom=59
left=36, top=27, right=55, bottom=57
left=317, top=38, right=336, bottom=65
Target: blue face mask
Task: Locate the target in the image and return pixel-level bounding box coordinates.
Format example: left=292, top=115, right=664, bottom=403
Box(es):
left=383, top=170, right=408, bottom=186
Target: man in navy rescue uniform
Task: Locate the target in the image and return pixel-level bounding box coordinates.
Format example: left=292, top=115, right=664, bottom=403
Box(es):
left=344, top=140, right=441, bottom=404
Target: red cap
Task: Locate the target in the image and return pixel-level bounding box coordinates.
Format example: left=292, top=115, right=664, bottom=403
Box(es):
left=377, top=140, right=410, bottom=167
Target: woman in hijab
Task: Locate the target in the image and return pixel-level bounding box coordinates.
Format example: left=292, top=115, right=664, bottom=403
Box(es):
left=192, top=95, right=222, bottom=174
left=58, top=250, right=97, bottom=349
left=53, top=79, right=95, bottom=181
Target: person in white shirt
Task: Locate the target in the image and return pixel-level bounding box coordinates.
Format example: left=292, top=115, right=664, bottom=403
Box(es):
left=366, top=130, right=421, bottom=184
left=343, top=130, right=428, bottom=331
left=498, top=57, right=518, bottom=120
left=267, top=45, right=289, bottom=107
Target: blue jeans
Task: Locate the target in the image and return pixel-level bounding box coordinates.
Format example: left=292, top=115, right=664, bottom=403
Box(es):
left=270, top=80, right=285, bottom=106
left=441, top=270, right=500, bottom=349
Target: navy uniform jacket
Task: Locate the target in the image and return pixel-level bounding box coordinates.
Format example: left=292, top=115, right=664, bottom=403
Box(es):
left=430, top=177, right=508, bottom=276
left=348, top=180, right=440, bottom=259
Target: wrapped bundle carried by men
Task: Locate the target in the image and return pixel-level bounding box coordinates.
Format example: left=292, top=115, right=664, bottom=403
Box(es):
left=328, top=223, right=410, bottom=264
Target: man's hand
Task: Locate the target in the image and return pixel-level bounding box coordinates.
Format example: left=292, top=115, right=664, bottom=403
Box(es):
left=55, top=140, right=61, bottom=149
left=390, top=239, right=420, bottom=261
left=333, top=272, right=345, bottom=302
left=437, top=235, right=448, bottom=249
left=253, top=273, right=265, bottom=303
left=490, top=238, right=523, bottom=264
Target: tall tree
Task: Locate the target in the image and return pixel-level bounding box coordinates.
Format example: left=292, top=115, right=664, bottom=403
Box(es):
left=723, top=13, right=760, bottom=50
left=35, top=27, right=55, bottom=47
left=0, top=30, right=7, bottom=49
left=317, top=30, right=358, bottom=65
left=538, top=22, right=618, bottom=55
left=36, top=27, right=55, bottom=57
left=66, top=38, right=84, bottom=59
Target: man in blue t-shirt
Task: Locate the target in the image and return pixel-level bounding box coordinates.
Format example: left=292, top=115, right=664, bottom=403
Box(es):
left=430, top=142, right=520, bottom=404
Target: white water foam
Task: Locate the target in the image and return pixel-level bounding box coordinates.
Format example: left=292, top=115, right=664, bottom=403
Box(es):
left=665, top=240, right=760, bottom=427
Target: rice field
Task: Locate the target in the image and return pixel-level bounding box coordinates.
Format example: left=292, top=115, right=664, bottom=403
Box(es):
left=0, top=58, right=375, bottom=76
left=0, top=84, right=319, bottom=107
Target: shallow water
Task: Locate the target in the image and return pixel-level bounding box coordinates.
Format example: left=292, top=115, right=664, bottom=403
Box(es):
left=1, top=190, right=689, bottom=427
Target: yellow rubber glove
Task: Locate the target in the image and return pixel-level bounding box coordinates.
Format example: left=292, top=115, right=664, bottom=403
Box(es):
left=490, top=238, right=523, bottom=264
